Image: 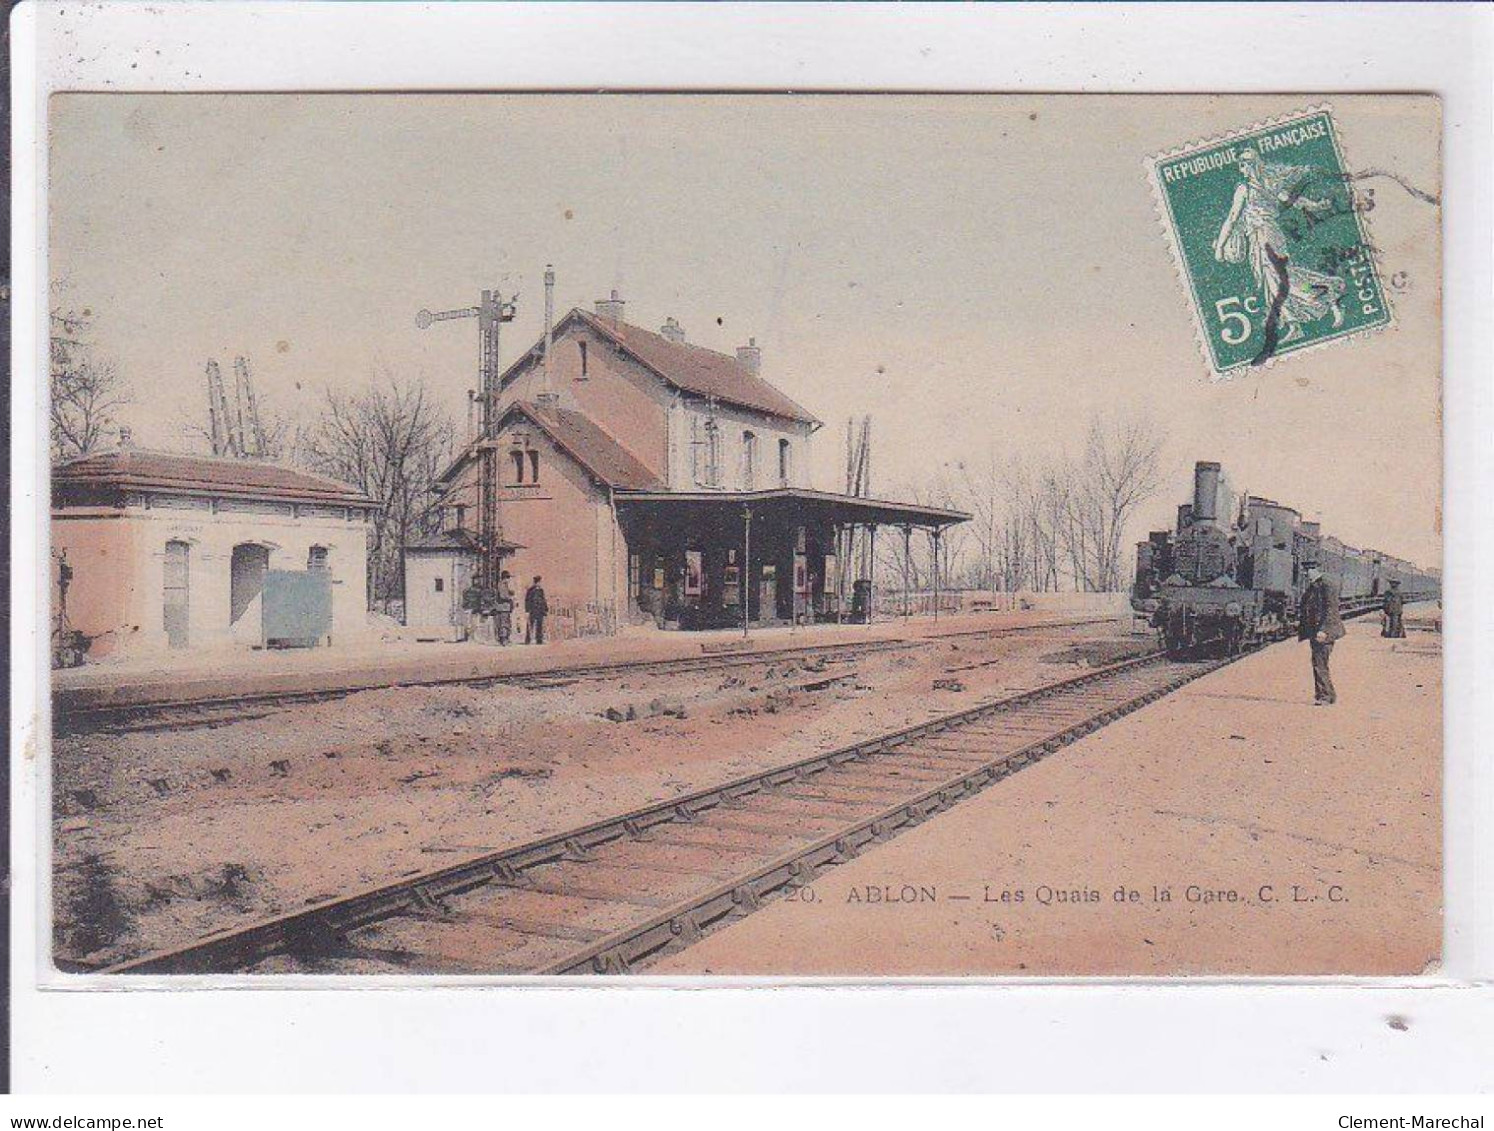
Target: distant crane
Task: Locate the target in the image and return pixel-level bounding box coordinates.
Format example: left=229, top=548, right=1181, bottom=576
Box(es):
left=205, top=360, right=232, bottom=456
left=234, top=357, right=268, bottom=457
left=203, top=354, right=268, bottom=459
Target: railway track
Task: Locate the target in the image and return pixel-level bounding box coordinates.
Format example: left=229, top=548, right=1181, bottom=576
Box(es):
left=100, top=645, right=1228, bottom=977
left=55, top=614, right=1122, bottom=736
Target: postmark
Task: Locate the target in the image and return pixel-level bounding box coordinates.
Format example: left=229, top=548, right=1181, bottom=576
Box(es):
left=1149, top=106, right=1391, bottom=377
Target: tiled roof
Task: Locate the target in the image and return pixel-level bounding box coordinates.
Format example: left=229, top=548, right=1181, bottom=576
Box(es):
left=437, top=401, right=665, bottom=492
left=515, top=401, right=665, bottom=490
left=53, top=448, right=375, bottom=506
left=504, top=309, right=820, bottom=425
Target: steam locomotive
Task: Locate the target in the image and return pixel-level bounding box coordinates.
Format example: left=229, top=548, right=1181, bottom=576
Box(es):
left=1132, top=461, right=1440, bottom=655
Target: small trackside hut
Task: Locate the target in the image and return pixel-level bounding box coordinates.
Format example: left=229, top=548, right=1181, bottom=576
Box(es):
left=427, top=282, right=969, bottom=636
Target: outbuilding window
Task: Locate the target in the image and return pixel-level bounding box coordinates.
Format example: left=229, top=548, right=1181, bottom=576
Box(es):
left=307, top=545, right=329, bottom=571
left=435, top=576, right=445, bottom=593
left=778, top=438, right=792, bottom=485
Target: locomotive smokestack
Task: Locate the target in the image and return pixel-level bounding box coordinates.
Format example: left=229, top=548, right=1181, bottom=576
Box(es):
left=1193, top=461, right=1221, bottom=522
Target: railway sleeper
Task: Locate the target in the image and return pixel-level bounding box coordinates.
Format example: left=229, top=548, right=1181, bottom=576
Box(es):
left=770, top=789, right=878, bottom=809
left=831, top=765, right=954, bottom=787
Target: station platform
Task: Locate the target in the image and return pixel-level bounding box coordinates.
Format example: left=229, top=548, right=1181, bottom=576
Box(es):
left=656, top=613, right=1443, bottom=977
left=52, top=600, right=1128, bottom=714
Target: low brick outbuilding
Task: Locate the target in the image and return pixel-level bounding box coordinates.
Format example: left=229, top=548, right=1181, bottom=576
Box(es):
left=52, top=445, right=377, bottom=661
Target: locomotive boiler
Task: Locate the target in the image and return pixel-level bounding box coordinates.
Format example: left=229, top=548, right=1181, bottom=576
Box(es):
left=1132, top=461, right=1440, bottom=655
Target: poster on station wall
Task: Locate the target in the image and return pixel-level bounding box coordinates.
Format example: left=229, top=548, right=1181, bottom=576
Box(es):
left=683, top=551, right=704, bottom=598
left=34, top=88, right=1448, bottom=992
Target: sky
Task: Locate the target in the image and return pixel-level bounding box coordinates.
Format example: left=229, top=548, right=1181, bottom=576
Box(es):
left=48, top=93, right=1442, bottom=566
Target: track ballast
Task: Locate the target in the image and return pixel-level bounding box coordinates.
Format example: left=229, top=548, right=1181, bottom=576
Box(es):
left=100, top=646, right=1229, bottom=977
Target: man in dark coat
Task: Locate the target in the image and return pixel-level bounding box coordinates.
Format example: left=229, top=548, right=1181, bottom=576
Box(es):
left=524, top=575, right=549, bottom=645
left=1382, top=579, right=1406, bottom=639
left=1298, top=565, right=1345, bottom=704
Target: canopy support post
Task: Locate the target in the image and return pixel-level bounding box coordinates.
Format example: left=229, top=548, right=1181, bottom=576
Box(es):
left=932, top=525, right=942, bottom=623
left=902, top=524, right=912, bottom=620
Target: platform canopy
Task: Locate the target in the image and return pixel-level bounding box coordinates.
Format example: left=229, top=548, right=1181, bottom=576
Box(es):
left=612, top=487, right=969, bottom=529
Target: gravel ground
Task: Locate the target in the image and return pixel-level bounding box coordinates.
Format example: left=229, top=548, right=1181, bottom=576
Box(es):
left=52, top=619, right=1144, bottom=967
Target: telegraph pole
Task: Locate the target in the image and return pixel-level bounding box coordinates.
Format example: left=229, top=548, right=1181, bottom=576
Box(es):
left=416, top=289, right=517, bottom=594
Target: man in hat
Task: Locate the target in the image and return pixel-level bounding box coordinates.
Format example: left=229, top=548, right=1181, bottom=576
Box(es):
left=1382, top=578, right=1406, bottom=639
left=524, top=575, right=549, bottom=645
left=1298, top=564, right=1345, bottom=705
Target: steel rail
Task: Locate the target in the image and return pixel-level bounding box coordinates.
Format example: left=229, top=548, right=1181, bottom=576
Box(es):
left=99, top=644, right=1172, bottom=975
left=55, top=614, right=1123, bottom=736
left=540, top=655, right=1226, bottom=974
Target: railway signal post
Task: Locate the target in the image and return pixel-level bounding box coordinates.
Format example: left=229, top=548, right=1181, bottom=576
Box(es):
left=416, top=287, right=517, bottom=601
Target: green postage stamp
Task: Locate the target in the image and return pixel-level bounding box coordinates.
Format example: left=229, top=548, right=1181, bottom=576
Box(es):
left=1148, top=106, right=1391, bottom=377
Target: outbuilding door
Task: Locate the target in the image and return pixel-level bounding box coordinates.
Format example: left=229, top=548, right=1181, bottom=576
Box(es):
left=163, top=540, right=190, bottom=649
left=230, top=543, right=271, bottom=627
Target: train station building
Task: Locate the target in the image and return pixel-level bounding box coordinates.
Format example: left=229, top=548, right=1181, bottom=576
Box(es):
left=421, top=291, right=968, bottom=637
left=51, top=442, right=377, bottom=661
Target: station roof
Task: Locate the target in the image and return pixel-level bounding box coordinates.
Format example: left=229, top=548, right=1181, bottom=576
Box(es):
left=502, top=308, right=821, bottom=426
left=53, top=448, right=375, bottom=507
left=438, top=400, right=665, bottom=492
left=614, top=487, right=970, bottom=529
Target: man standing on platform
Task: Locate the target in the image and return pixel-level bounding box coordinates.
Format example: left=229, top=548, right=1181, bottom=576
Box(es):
left=1298, top=564, right=1345, bottom=705
left=494, top=570, right=515, bottom=646
left=525, top=575, right=549, bottom=645
left=1382, top=578, right=1406, bottom=639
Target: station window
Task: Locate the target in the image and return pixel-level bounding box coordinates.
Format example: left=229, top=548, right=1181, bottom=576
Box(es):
left=705, top=420, right=721, bottom=487
left=435, top=576, right=445, bottom=593
left=578, top=340, right=589, bottom=378
left=528, top=450, right=541, bottom=483
left=778, top=438, right=792, bottom=484
left=307, top=545, right=330, bottom=571
left=511, top=449, right=526, bottom=484
left=742, top=431, right=758, bottom=490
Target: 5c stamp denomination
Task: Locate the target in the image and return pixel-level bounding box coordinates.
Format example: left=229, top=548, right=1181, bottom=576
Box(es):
left=1149, top=106, right=1391, bottom=377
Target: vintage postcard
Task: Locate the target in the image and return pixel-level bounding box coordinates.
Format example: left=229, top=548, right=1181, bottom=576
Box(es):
left=44, top=93, right=1442, bottom=979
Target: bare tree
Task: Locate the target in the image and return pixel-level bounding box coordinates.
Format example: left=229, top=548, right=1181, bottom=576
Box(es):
left=941, top=412, right=1168, bottom=597
left=1070, top=415, right=1167, bottom=590
left=299, top=370, right=455, bottom=614
left=50, top=296, right=130, bottom=461
left=954, top=453, right=1005, bottom=595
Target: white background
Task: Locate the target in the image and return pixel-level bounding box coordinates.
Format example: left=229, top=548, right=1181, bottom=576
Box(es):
left=10, top=1, right=1493, bottom=1093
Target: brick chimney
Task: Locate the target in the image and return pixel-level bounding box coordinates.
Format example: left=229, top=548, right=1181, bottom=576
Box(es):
left=660, top=317, right=686, bottom=344
left=736, top=337, right=761, bottom=376
left=595, top=289, right=626, bottom=326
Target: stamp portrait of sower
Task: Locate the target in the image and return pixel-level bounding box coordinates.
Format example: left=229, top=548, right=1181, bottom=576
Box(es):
left=1212, top=147, right=1348, bottom=347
